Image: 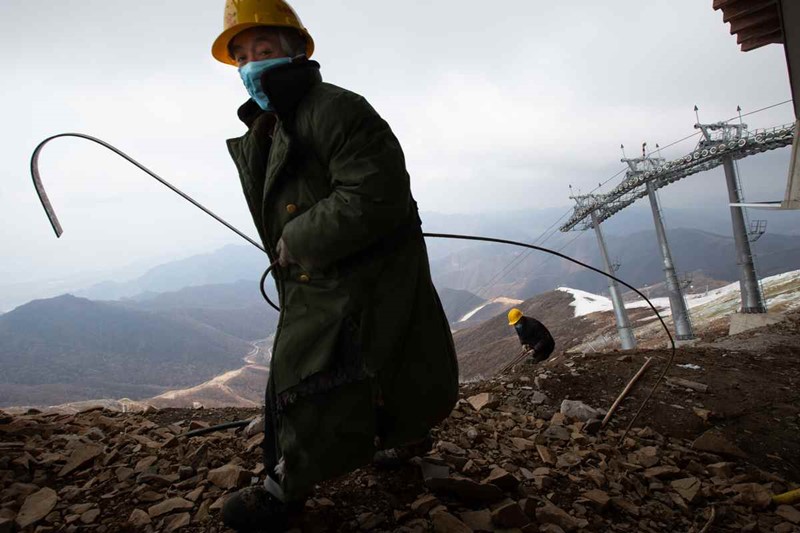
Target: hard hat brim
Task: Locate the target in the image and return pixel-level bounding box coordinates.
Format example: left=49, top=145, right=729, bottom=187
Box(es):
left=211, top=22, right=315, bottom=66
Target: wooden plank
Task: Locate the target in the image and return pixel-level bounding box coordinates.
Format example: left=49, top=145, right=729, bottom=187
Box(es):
left=721, top=0, right=776, bottom=23
left=737, top=20, right=783, bottom=44
left=713, top=0, right=740, bottom=10
left=729, top=4, right=779, bottom=33
left=740, top=30, right=783, bottom=51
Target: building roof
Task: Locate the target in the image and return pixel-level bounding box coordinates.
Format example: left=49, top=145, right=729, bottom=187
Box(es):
left=713, top=0, right=783, bottom=52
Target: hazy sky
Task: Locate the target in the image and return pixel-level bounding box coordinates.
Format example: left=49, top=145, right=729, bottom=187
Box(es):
left=1, top=0, right=796, bottom=295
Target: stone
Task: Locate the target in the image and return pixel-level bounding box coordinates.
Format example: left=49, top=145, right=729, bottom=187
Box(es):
left=68, top=504, right=93, bottom=515
left=467, top=393, right=499, bottom=412
left=535, top=502, right=588, bottom=532
left=582, top=489, right=610, bottom=510
left=137, top=491, right=164, bottom=503
left=560, top=400, right=602, bottom=422
left=628, top=446, right=659, bottom=468
left=491, top=500, right=529, bottom=528
left=670, top=477, right=700, bottom=503
left=16, top=487, right=58, bottom=529
left=194, top=500, right=211, bottom=523
left=706, top=462, right=735, bottom=478
left=137, top=473, right=179, bottom=487
left=459, top=509, right=493, bottom=532
left=510, top=437, right=536, bottom=451
left=178, top=466, right=194, bottom=480
left=426, top=475, right=504, bottom=503
left=482, top=467, right=519, bottom=491
left=357, top=512, right=386, bottom=530
left=691, top=430, right=747, bottom=458
left=209, top=496, right=227, bottom=512
left=185, top=486, right=205, bottom=503
left=419, top=460, right=451, bottom=483
left=732, top=483, right=772, bottom=509
left=583, top=419, right=602, bottom=435
left=439, top=441, right=466, bottom=456
left=116, top=467, right=135, bottom=482
left=774, top=522, right=796, bottom=533
left=59, top=445, right=103, bottom=477
left=79, top=508, right=100, bottom=524
left=410, top=495, right=440, bottom=516
left=540, top=525, right=566, bottom=533
left=531, top=391, right=549, bottom=405
left=542, top=425, right=571, bottom=442
left=431, top=510, right=472, bottom=533
left=776, top=505, right=800, bottom=524
left=610, top=497, right=640, bottom=516
left=556, top=451, right=582, bottom=469
left=643, top=465, right=681, bottom=479
left=134, top=456, right=158, bottom=473
left=148, top=497, right=194, bottom=518
left=207, top=464, right=248, bottom=490
left=536, top=445, right=556, bottom=465
left=666, top=377, right=709, bottom=393
left=128, top=509, right=151, bottom=527
left=163, top=512, right=191, bottom=532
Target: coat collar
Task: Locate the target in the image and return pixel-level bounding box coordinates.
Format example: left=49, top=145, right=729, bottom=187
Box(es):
left=236, top=59, right=322, bottom=129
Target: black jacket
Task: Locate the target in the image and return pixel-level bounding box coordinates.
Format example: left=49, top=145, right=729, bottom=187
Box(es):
left=514, top=316, right=555, bottom=356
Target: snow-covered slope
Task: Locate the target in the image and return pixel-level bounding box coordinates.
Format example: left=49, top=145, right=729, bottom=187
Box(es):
left=558, top=269, right=800, bottom=322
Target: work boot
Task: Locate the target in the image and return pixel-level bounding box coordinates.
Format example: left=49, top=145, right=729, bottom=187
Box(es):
left=221, top=485, right=289, bottom=533
left=373, top=433, right=434, bottom=468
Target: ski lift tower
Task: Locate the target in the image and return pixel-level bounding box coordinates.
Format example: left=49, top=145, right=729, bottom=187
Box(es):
left=695, top=121, right=766, bottom=313
left=621, top=144, right=695, bottom=339
left=567, top=191, right=637, bottom=350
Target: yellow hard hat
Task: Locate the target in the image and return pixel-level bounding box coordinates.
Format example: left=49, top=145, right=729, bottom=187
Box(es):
left=212, top=0, right=315, bottom=66
left=508, top=308, right=523, bottom=326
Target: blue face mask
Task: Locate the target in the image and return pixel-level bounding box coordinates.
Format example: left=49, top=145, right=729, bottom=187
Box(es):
left=238, top=57, right=292, bottom=111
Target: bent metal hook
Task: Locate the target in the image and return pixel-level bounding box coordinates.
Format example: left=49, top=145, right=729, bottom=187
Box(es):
left=30, top=132, right=266, bottom=253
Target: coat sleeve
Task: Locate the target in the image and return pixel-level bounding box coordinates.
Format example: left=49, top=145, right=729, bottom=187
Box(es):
left=280, top=90, right=413, bottom=270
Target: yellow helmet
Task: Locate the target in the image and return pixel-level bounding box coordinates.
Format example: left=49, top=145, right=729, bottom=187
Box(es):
left=507, top=308, right=523, bottom=326
left=212, top=0, right=315, bottom=66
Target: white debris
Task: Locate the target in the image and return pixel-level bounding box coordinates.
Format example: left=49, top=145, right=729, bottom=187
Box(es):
left=677, top=364, right=702, bottom=371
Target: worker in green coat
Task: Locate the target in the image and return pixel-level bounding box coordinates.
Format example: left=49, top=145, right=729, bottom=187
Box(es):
left=212, top=1, right=459, bottom=530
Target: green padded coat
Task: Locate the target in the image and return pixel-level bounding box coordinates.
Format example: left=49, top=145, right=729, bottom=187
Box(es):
left=226, top=60, right=458, bottom=500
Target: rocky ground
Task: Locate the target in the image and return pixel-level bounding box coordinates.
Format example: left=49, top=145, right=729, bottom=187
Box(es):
left=2, top=314, right=800, bottom=532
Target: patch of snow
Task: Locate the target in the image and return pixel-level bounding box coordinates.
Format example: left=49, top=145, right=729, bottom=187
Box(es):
left=557, top=287, right=670, bottom=318
left=458, top=296, right=523, bottom=322
left=557, top=287, right=612, bottom=317
left=677, top=364, right=702, bottom=370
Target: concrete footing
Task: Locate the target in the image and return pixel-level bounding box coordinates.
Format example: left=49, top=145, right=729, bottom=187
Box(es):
left=729, top=313, right=783, bottom=336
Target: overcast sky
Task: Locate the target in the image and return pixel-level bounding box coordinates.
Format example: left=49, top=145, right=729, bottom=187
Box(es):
left=1, top=0, right=796, bottom=299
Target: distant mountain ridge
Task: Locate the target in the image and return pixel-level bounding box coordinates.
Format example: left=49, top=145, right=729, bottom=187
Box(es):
left=76, top=244, right=269, bottom=301
left=0, top=294, right=253, bottom=407
left=116, top=280, right=280, bottom=342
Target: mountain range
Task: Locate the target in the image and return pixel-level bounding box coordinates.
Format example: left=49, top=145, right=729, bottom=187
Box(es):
left=2, top=204, right=800, bottom=408
left=0, top=293, right=257, bottom=407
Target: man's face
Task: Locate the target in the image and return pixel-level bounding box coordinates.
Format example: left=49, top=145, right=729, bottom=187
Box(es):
left=229, top=27, right=286, bottom=67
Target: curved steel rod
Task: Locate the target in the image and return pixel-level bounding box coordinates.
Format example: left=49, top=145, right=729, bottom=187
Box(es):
left=30, top=133, right=266, bottom=253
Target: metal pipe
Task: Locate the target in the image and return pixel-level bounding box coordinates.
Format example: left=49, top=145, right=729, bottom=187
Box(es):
left=590, top=211, right=636, bottom=350
left=30, top=133, right=267, bottom=254
left=721, top=156, right=766, bottom=313
left=646, top=183, right=694, bottom=339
